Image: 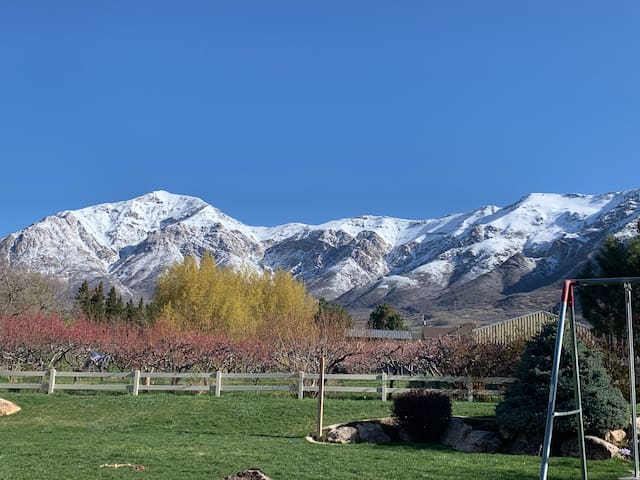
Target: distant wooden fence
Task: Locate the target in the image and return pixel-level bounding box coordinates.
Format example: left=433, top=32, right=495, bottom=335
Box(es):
left=0, top=370, right=514, bottom=402
left=472, top=310, right=595, bottom=344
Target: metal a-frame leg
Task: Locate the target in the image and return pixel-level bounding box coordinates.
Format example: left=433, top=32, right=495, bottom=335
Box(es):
left=621, top=282, right=639, bottom=480
left=540, top=280, right=588, bottom=480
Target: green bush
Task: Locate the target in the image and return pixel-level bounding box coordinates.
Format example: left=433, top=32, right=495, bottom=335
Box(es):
left=392, top=389, right=452, bottom=442
left=496, top=323, right=629, bottom=438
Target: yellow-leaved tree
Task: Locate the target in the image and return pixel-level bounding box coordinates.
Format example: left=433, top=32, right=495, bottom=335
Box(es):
left=153, top=253, right=318, bottom=339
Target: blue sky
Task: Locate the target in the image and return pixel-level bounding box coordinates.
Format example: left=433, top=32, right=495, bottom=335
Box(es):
left=1, top=1, right=638, bottom=238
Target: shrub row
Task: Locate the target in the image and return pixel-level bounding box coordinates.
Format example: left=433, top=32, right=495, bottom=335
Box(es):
left=0, top=313, right=525, bottom=376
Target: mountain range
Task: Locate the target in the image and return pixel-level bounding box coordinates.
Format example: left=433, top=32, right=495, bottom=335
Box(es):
left=1, top=189, right=639, bottom=326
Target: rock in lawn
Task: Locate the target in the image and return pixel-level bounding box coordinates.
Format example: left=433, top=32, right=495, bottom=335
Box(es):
left=223, top=469, right=272, bottom=480
left=356, top=422, right=391, bottom=444
left=560, top=436, right=619, bottom=460
left=0, top=398, right=20, bottom=416
left=326, top=425, right=359, bottom=444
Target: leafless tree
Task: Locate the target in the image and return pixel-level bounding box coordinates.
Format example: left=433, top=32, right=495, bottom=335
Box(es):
left=0, top=259, right=71, bottom=316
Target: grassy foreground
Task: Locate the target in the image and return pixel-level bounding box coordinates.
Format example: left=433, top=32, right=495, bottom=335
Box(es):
left=0, top=392, right=631, bottom=480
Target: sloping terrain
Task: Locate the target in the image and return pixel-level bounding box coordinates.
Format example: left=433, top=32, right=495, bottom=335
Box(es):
left=1, top=189, right=639, bottom=325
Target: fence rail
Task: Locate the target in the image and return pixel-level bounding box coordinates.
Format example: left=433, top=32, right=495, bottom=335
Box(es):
left=0, top=370, right=514, bottom=402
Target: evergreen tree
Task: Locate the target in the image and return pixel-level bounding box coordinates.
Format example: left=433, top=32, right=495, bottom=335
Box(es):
left=496, top=323, right=629, bottom=438
left=105, top=286, right=120, bottom=322
left=89, top=282, right=106, bottom=322
left=136, top=297, right=146, bottom=325
left=578, top=234, right=640, bottom=342
left=125, top=299, right=136, bottom=323
left=75, top=280, right=92, bottom=317
left=368, top=303, right=407, bottom=330
left=116, top=295, right=125, bottom=319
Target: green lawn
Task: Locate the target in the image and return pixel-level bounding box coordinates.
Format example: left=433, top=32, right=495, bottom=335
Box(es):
left=0, top=392, right=631, bottom=480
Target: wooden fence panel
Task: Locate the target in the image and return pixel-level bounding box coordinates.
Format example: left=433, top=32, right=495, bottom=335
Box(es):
left=0, top=369, right=515, bottom=401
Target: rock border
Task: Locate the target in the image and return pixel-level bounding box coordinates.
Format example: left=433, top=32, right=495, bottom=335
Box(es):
left=308, top=416, right=627, bottom=460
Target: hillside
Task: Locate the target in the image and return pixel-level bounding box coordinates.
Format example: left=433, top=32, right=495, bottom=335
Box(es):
left=1, top=189, right=639, bottom=325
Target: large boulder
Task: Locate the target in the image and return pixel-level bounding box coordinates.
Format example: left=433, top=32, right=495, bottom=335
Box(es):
left=356, top=422, right=391, bottom=444
left=441, top=418, right=473, bottom=450
left=461, top=430, right=502, bottom=453
left=441, top=418, right=500, bottom=453
left=326, top=425, right=359, bottom=444
left=223, top=469, right=272, bottom=480
left=604, top=429, right=627, bottom=446
left=560, top=436, right=619, bottom=460
left=0, top=398, right=20, bottom=416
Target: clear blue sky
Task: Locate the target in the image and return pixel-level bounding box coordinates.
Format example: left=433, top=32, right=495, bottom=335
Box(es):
left=1, top=1, right=638, bottom=238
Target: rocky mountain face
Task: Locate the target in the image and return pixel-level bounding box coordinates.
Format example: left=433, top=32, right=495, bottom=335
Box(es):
left=1, top=189, right=639, bottom=326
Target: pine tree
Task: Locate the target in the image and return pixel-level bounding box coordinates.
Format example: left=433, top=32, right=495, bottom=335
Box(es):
left=75, top=280, right=92, bottom=317
left=105, top=286, right=120, bottom=322
left=496, top=323, right=629, bottom=438
left=125, top=299, right=136, bottom=323
left=89, top=282, right=106, bottom=322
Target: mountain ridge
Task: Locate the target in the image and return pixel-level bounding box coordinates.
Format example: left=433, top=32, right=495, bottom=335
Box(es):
left=2, top=189, right=639, bottom=325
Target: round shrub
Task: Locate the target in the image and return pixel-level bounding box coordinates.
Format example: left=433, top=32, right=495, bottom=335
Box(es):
left=392, top=388, right=452, bottom=442
left=496, top=323, right=629, bottom=438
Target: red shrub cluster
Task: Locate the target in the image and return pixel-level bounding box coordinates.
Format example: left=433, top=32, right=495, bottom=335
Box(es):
left=339, top=337, right=523, bottom=378
left=0, top=313, right=525, bottom=377
left=0, top=314, right=275, bottom=373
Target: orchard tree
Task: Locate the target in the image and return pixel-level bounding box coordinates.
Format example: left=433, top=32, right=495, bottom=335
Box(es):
left=368, top=303, right=407, bottom=330
left=314, top=298, right=353, bottom=338
left=0, top=260, right=70, bottom=316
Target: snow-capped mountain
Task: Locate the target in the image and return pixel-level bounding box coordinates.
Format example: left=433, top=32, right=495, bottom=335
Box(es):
left=1, top=189, right=639, bottom=324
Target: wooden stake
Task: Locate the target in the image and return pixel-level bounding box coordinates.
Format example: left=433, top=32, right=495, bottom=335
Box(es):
left=316, top=356, right=326, bottom=441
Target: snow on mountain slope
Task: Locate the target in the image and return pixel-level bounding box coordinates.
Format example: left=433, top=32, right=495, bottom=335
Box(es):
left=1, top=188, right=639, bottom=323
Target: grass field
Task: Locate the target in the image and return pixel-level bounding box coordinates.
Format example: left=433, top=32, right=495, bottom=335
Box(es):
left=0, top=392, right=631, bottom=480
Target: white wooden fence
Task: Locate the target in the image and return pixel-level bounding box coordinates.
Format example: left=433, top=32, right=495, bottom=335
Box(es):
left=0, top=370, right=514, bottom=402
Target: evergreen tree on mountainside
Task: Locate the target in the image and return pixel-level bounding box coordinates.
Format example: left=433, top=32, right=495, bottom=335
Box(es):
left=578, top=231, right=640, bottom=342
left=368, top=303, right=407, bottom=330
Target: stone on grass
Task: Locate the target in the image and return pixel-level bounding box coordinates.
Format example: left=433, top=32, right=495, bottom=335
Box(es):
left=356, top=422, right=390, bottom=444
left=0, top=398, right=20, bottom=416
left=604, top=429, right=627, bottom=446
left=441, top=418, right=473, bottom=450
left=326, top=425, right=359, bottom=444
left=457, top=430, right=501, bottom=453
left=560, top=436, right=619, bottom=460
left=222, top=469, right=272, bottom=480
left=441, top=418, right=500, bottom=453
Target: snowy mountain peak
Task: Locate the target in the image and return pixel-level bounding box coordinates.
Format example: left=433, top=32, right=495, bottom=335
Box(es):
left=2, top=188, right=639, bottom=324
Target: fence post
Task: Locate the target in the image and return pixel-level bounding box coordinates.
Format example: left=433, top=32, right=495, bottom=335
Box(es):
left=381, top=372, right=388, bottom=402
left=47, top=368, right=56, bottom=394
left=466, top=375, right=474, bottom=402
left=215, top=370, right=222, bottom=397
left=132, top=370, right=141, bottom=396
left=297, top=371, right=305, bottom=400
